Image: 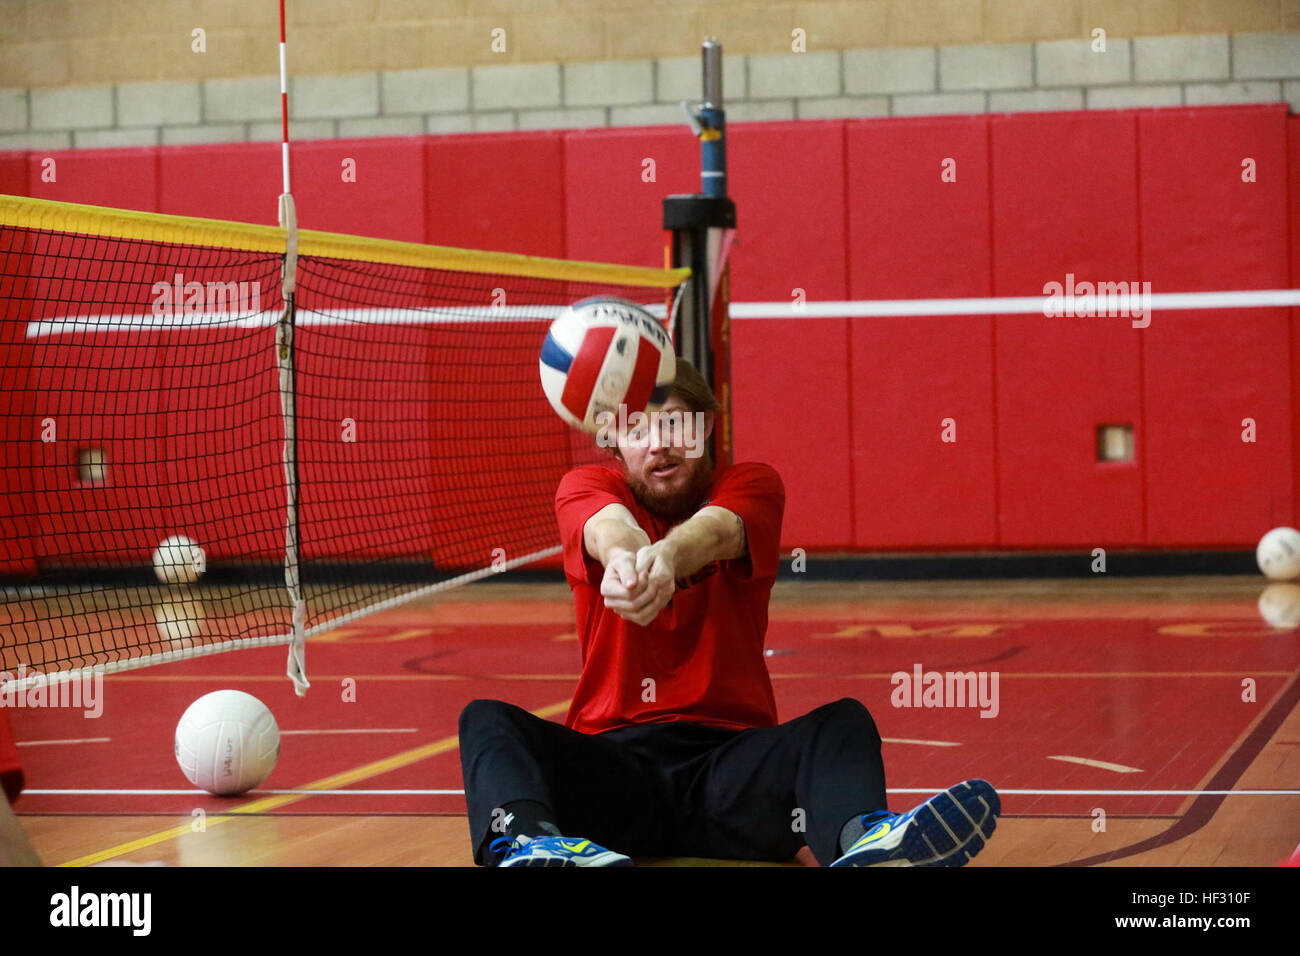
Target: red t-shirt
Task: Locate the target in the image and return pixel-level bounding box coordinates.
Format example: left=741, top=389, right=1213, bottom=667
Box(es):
left=555, top=460, right=785, bottom=735
left=0, top=708, right=23, bottom=804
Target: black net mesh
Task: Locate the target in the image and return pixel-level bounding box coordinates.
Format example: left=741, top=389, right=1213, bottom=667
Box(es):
left=0, top=220, right=677, bottom=677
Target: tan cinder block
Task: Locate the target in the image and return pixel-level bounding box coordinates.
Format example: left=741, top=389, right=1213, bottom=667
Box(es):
left=292, top=0, right=381, bottom=26
left=147, top=28, right=269, bottom=81
left=476, top=0, right=561, bottom=13
left=189, top=30, right=274, bottom=80
left=133, top=32, right=195, bottom=79
left=69, top=38, right=160, bottom=85
left=0, top=41, right=72, bottom=87
left=1178, top=0, right=1281, bottom=32
left=379, top=18, right=503, bottom=70
left=378, top=0, right=469, bottom=22
left=111, top=1, right=203, bottom=40
left=984, top=0, right=1083, bottom=41
left=14, top=0, right=1298, bottom=90
left=563, top=0, right=674, bottom=7
left=190, top=0, right=279, bottom=30
left=510, top=13, right=607, bottom=61
left=285, top=26, right=346, bottom=75
left=890, top=0, right=983, bottom=45
left=22, top=0, right=115, bottom=40
left=332, top=26, right=389, bottom=73
left=550, top=0, right=653, bottom=8
left=697, top=3, right=799, bottom=55
left=0, top=1, right=24, bottom=43
left=795, top=1, right=892, bottom=49
left=1081, top=0, right=1143, bottom=36
left=604, top=10, right=701, bottom=60
left=372, top=23, right=431, bottom=72
left=1136, top=0, right=1183, bottom=33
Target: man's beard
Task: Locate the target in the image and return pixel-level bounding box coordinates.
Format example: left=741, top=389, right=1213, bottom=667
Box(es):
left=625, top=456, right=715, bottom=523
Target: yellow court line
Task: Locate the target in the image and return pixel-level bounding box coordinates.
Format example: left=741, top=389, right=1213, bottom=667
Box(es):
left=0, top=194, right=689, bottom=288
left=1047, top=755, right=1144, bottom=774
left=57, top=699, right=571, bottom=867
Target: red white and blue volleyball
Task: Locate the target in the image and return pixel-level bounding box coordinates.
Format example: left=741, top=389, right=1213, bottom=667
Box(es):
left=540, top=297, right=676, bottom=433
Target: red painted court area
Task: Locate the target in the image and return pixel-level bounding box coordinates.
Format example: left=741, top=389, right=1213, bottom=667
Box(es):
left=9, top=579, right=1298, bottom=853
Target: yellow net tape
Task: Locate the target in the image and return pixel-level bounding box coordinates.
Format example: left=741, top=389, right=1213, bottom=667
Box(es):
left=0, top=193, right=691, bottom=289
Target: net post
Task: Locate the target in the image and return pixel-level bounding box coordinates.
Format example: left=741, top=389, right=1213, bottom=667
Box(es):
left=664, top=37, right=736, bottom=467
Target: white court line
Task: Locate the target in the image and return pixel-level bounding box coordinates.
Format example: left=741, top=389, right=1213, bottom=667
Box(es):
left=22, top=787, right=1300, bottom=797
left=16, top=738, right=111, bottom=747
left=279, top=729, right=417, bottom=735
left=1048, top=755, right=1144, bottom=773
left=881, top=737, right=962, bottom=747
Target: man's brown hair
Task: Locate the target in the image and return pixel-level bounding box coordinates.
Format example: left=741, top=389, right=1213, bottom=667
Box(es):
left=666, top=356, right=719, bottom=413
left=600, top=356, right=718, bottom=461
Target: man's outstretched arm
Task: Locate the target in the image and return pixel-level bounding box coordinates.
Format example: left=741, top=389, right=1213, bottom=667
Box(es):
left=583, top=503, right=745, bottom=627
left=583, top=502, right=652, bottom=569
left=583, top=503, right=667, bottom=626
left=655, top=505, right=746, bottom=579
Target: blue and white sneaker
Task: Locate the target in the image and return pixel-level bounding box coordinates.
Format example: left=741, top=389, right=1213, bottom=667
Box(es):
left=491, top=835, right=633, bottom=867
left=829, top=779, right=1000, bottom=867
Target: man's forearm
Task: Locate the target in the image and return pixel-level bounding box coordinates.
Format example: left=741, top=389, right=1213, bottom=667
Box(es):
left=587, top=516, right=652, bottom=567
left=661, top=507, right=744, bottom=579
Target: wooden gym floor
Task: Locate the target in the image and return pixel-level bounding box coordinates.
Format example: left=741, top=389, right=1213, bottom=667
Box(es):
left=7, top=576, right=1300, bottom=867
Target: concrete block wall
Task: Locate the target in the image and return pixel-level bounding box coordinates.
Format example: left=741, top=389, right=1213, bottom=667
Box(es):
left=0, top=32, right=1296, bottom=149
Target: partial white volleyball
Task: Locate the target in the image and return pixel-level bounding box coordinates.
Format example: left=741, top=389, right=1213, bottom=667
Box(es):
left=153, top=535, right=205, bottom=585
left=539, top=297, right=675, bottom=433
left=174, top=690, right=280, bottom=796
left=1256, top=527, right=1300, bottom=581
left=154, top=599, right=205, bottom=646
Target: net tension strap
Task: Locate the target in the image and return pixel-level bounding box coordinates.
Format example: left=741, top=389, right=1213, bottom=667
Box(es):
left=277, top=192, right=308, bottom=697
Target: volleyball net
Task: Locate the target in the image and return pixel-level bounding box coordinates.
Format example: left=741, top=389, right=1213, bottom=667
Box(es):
left=0, top=194, right=690, bottom=692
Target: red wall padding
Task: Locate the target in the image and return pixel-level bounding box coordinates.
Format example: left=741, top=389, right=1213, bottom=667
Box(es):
left=1290, top=117, right=1300, bottom=529
left=563, top=127, right=696, bottom=267
left=729, top=122, right=852, bottom=549
left=0, top=228, right=38, bottom=574
left=156, top=328, right=286, bottom=563
left=26, top=148, right=157, bottom=212
left=425, top=133, right=568, bottom=256
left=846, top=116, right=997, bottom=548
left=2, top=104, right=1298, bottom=566
left=1139, top=105, right=1292, bottom=545
left=0, top=152, right=27, bottom=196
left=158, top=143, right=282, bottom=224
left=991, top=111, right=1145, bottom=547
left=294, top=138, right=426, bottom=243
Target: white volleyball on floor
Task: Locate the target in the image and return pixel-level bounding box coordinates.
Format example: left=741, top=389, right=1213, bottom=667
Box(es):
left=175, top=690, right=280, bottom=796
left=153, top=535, right=205, bottom=585
left=1258, top=583, right=1300, bottom=629
left=1255, top=527, right=1300, bottom=581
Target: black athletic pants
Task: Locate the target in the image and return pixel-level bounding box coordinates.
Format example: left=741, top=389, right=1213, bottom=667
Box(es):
left=458, top=697, right=888, bottom=866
